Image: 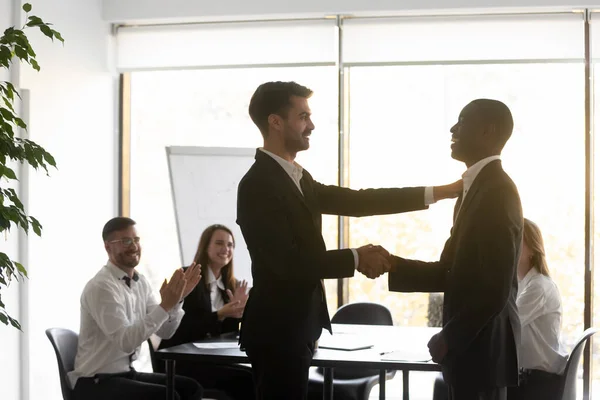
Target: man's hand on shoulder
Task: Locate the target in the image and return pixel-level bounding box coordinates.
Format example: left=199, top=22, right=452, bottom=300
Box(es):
left=433, top=179, right=463, bottom=202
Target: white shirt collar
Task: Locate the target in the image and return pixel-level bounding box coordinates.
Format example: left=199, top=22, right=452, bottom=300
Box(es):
left=259, top=148, right=304, bottom=187
left=207, top=267, right=225, bottom=291
left=519, top=267, right=539, bottom=287
left=105, top=260, right=139, bottom=283
left=462, top=155, right=501, bottom=194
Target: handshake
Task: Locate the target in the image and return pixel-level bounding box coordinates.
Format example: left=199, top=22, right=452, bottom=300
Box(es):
left=356, top=244, right=394, bottom=279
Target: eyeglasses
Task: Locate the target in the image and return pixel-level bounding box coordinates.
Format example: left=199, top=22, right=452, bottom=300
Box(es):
left=108, top=237, right=141, bottom=247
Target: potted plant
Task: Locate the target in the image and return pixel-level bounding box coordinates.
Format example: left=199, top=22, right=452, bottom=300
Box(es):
left=0, top=2, right=63, bottom=330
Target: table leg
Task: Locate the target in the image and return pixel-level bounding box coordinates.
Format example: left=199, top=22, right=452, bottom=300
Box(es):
left=379, top=370, right=386, bottom=400
left=166, top=359, right=175, bottom=400
left=402, top=370, right=409, bottom=400
left=323, top=367, right=333, bottom=400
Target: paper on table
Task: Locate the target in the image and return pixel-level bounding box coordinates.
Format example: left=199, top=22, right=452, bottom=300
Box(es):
left=380, top=349, right=432, bottom=362
left=193, top=342, right=239, bottom=349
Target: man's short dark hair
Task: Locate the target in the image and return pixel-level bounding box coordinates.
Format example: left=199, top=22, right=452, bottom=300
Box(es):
left=248, top=81, right=313, bottom=137
left=102, top=217, right=136, bottom=241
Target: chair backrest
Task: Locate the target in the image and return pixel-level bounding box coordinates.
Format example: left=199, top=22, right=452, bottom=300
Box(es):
left=325, top=302, right=394, bottom=380
left=559, top=327, right=599, bottom=400
left=331, top=302, right=393, bottom=326
left=147, top=334, right=163, bottom=372
left=45, top=328, right=78, bottom=400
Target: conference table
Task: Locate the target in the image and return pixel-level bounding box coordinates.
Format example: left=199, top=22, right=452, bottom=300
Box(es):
left=156, top=324, right=442, bottom=400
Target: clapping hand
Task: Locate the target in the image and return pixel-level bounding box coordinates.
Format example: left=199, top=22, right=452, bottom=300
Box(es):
left=216, top=280, right=249, bottom=320
left=159, top=269, right=186, bottom=312
left=227, top=280, right=249, bottom=306
left=357, top=244, right=391, bottom=279
left=181, top=262, right=202, bottom=299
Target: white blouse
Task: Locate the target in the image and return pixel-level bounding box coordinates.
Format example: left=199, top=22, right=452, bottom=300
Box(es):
left=517, top=268, right=568, bottom=374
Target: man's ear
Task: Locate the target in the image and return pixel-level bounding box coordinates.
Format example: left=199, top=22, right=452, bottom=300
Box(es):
left=268, top=114, right=282, bottom=131
left=483, top=123, right=497, bottom=137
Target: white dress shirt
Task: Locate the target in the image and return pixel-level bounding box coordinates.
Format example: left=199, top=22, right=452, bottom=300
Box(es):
left=259, top=148, right=436, bottom=268
left=207, top=267, right=226, bottom=312
left=68, top=261, right=185, bottom=386
left=455, top=155, right=501, bottom=215
left=517, top=268, right=568, bottom=374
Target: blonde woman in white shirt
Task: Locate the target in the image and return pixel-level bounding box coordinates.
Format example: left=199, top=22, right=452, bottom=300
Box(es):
left=508, top=218, right=568, bottom=400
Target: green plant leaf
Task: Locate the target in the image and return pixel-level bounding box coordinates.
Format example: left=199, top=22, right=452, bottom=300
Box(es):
left=3, top=96, right=15, bottom=112
left=14, top=45, right=28, bottom=61
left=0, top=165, right=17, bottom=180
left=30, top=216, right=42, bottom=236
left=39, top=25, right=53, bottom=40
left=15, top=262, right=27, bottom=278
left=26, top=16, right=43, bottom=27
left=7, top=315, right=21, bottom=330
left=0, top=107, right=15, bottom=121
left=22, top=3, right=32, bottom=12
left=30, top=58, right=39, bottom=71
left=0, top=312, right=8, bottom=325
left=5, top=82, right=20, bottom=100
left=52, top=30, right=64, bottom=43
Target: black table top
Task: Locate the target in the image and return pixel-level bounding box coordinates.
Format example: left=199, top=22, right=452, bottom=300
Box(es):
left=155, top=324, right=442, bottom=372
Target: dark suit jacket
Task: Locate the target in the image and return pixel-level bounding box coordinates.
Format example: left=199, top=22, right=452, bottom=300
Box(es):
left=388, top=160, right=523, bottom=390
left=158, top=276, right=241, bottom=350
left=236, top=149, right=429, bottom=348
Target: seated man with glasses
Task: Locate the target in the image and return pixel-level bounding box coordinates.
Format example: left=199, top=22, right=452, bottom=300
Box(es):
left=68, top=216, right=204, bottom=400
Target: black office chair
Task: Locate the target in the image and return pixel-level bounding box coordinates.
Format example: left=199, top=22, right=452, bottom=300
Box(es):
left=432, top=373, right=448, bottom=400
left=558, top=327, right=599, bottom=400
left=308, top=302, right=397, bottom=400
left=431, top=327, right=600, bottom=400
left=46, top=328, right=79, bottom=400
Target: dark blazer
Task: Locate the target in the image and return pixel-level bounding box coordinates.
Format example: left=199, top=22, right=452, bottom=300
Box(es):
left=388, top=160, right=523, bottom=390
left=159, top=276, right=241, bottom=350
left=236, top=149, right=429, bottom=348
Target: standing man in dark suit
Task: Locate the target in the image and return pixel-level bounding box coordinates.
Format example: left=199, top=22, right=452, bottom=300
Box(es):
left=388, top=99, right=523, bottom=400
left=236, top=81, right=462, bottom=399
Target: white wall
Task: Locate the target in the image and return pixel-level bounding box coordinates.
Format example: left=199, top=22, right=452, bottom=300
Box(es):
left=0, top=0, right=117, bottom=399
left=102, top=0, right=593, bottom=23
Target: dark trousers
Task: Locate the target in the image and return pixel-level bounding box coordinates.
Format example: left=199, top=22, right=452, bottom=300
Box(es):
left=72, top=370, right=202, bottom=400
left=245, top=341, right=315, bottom=400
left=173, top=362, right=255, bottom=400
left=449, top=384, right=507, bottom=400
left=507, top=369, right=562, bottom=400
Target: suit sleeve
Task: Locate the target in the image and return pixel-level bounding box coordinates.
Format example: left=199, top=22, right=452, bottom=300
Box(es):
left=313, top=180, right=428, bottom=217
left=442, top=186, right=522, bottom=357
left=388, top=256, right=448, bottom=293
left=237, top=177, right=355, bottom=281
left=176, top=290, right=223, bottom=339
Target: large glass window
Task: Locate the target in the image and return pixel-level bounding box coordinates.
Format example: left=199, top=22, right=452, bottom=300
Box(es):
left=129, top=66, right=340, bottom=314
left=347, top=62, right=585, bottom=347
left=122, top=12, right=597, bottom=398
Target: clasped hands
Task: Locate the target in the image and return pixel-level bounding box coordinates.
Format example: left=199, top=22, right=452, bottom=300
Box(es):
left=356, top=244, right=394, bottom=279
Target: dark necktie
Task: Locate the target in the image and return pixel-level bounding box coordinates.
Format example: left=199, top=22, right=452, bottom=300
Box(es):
left=122, top=275, right=135, bottom=366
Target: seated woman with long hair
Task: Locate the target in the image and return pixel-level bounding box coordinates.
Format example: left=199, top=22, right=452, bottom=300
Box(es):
left=159, top=224, right=254, bottom=400
left=508, top=218, right=568, bottom=400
